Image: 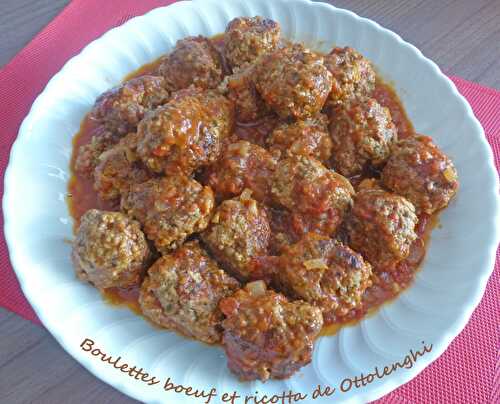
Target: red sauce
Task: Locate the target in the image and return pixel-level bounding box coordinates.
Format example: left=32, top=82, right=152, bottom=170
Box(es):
left=104, top=285, right=141, bottom=314
left=67, top=33, right=436, bottom=337
left=373, top=80, right=415, bottom=139
left=124, top=58, right=163, bottom=81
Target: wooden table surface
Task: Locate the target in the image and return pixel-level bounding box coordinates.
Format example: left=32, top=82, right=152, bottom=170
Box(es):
left=0, top=1, right=499, bottom=403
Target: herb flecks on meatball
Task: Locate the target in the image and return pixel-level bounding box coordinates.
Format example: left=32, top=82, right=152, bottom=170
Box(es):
left=139, top=241, right=240, bottom=344
left=224, top=16, right=281, bottom=69
left=137, top=87, right=234, bottom=176
left=72, top=209, right=151, bottom=290
left=329, top=98, right=398, bottom=177
left=201, top=192, right=271, bottom=281
left=346, top=188, right=418, bottom=270
left=381, top=135, right=459, bottom=214
left=121, top=176, right=215, bottom=254
left=203, top=140, right=277, bottom=204
left=275, top=233, right=372, bottom=325
left=90, top=76, right=170, bottom=136
left=255, top=44, right=333, bottom=119
left=220, top=281, right=323, bottom=381
left=158, top=36, right=224, bottom=91
left=271, top=155, right=354, bottom=236
left=324, top=46, right=376, bottom=105
left=267, top=114, right=333, bottom=164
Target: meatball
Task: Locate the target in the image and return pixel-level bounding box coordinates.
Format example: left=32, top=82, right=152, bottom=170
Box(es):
left=219, top=281, right=323, bottom=381
left=219, top=64, right=270, bottom=123
left=267, top=114, right=333, bottom=163
left=271, top=155, right=354, bottom=235
left=275, top=233, right=372, bottom=324
left=263, top=207, right=301, bottom=255
left=90, top=75, right=170, bottom=136
left=203, top=140, right=277, bottom=204
left=329, top=98, right=398, bottom=177
left=381, top=135, right=459, bottom=214
left=263, top=206, right=350, bottom=256
left=139, top=241, right=240, bottom=344
left=137, top=88, right=234, bottom=175
left=255, top=44, right=333, bottom=119
left=324, top=46, right=376, bottom=105
left=224, top=16, right=281, bottom=69
left=201, top=192, right=271, bottom=281
left=121, top=176, right=214, bottom=254
left=72, top=209, right=150, bottom=289
left=74, top=127, right=119, bottom=179
left=94, top=133, right=153, bottom=201
left=158, top=36, right=224, bottom=91
left=346, top=188, right=418, bottom=269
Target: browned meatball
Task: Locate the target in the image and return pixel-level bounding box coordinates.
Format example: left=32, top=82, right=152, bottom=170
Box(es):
left=72, top=209, right=150, bottom=289
left=139, top=241, right=240, bottom=344
left=381, top=135, right=459, bottom=214
left=158, top=36, right=224, bottom=91
left=201, top=193, right=271, bottom=281
left=90, top=76, right=170, bottom=136
left=224, top=16, right=280, bottom=69
left=94, top=133, right=153, bottom=201
left=275, top=233, right=372, bottom=324
left=137, top=88, right=234, bottom=175
left=262, top=206, right=347, bottom=256
left=346, top=188, right=418, bottom=270
left=219, top=64, right=270, bottom=123
left=324, top=46, right=376, bottom=105
left=74, top=127, right=119, bottom=179
left=271, top=155, right=354, bottom=235
left=262, top=207, right=300, bottom=255
left=267, top=114, right=332, bottom=163
left=121, top=176, right=214, bottom=254
left=357, top=177, right=384, bottom=192
left=329, top=98, right=398, bottom=177
left=255, top=44, right=333, bottom=119
left=203, top=140, right=277, bottom=204
left=219, top=281, right=323, bottom=381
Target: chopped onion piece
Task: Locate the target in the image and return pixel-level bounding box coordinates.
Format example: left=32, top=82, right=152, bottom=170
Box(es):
left=246, top=280, right=267, bottom=296
left=303, top=258, right=328, bottom=270
left=443, top=166, right=457, bottom=182
left=240, top=188, right=253, bottom=201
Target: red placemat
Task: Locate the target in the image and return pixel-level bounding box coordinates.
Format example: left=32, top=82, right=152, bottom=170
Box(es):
left=0, top=1, right=498, bottom=403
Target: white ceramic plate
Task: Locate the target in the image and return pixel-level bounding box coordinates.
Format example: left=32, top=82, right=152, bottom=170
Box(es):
left=4, top=0, right=500, bottom=403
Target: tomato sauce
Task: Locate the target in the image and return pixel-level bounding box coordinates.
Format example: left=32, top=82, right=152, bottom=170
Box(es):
left=104, top=285, right=142, bottom=314
left=373, top=80, right=415, bottom=139
left=67, top=33, right=436, bottom=337
left=233, top=117, right=278, bottom=147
